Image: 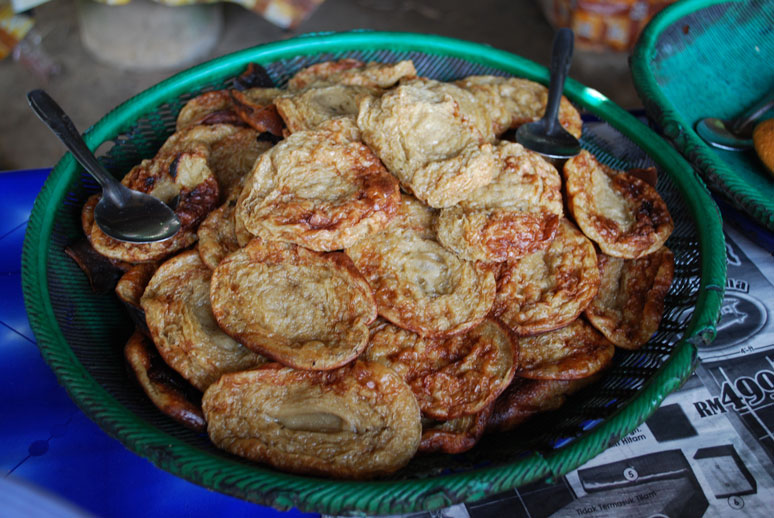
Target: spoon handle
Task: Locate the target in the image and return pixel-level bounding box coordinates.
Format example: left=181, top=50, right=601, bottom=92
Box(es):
left=544, top=28, right=574, bottom=133
left=729, top=90, right=774, bottom=134
left=27, top=89, right=125, bottom=203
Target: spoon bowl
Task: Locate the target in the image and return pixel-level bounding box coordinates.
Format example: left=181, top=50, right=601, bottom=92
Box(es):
left=27, top=89, right=181, bottom=243
left=516, top=28, right=581, bottom=160
left=516, top=119, right=581, bottom=159
left=695, top=90, right=774, bottom=151
left=695, top=117, right=754, bottom=151
left=92, top=188, right=181, bottom=243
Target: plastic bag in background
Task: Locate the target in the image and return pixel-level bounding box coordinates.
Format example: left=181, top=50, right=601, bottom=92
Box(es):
left=0, top=1, right=33, bottom=59
left=1, top=1, right=61, bottom=79
left=538, top=0, right=676, bottom=52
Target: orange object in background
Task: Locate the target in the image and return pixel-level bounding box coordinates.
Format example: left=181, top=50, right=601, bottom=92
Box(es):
left=0, top=2, right=33, bottom=60
left=539, top=0, right=676, bottom=52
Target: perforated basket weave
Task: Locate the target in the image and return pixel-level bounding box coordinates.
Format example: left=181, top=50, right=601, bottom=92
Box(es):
left=22, top=31, right=726, bottom=515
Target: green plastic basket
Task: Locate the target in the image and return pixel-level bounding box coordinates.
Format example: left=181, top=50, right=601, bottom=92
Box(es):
left=631, top=0, right=774, bottom=231
left=22, top=31, right=726, bottom=515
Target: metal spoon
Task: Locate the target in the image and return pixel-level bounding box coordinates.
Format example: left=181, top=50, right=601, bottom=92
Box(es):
left=516, top=27, right=581, bottom=159
left=695, top=90, right=774, bottom=151
left=27, top=89, right=181, bottom=243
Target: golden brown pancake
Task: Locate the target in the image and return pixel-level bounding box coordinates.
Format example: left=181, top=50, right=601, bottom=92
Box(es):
left=364, top=318, right=516, bottom=420
left=564, top=150, right=673, bottom=259
left=156, top=123, right=273, bottom=201
left=585, top=246, right=675, bottom=349
left=228, top=89, right=285, bottom=136
left=210, top=239, right=377, bottom=370
left=494, top=218, right=600, bottom=336
left=455, top=75, right=583, bottom=139
left=419, top=405, right=492, bottom=454
left=347, top=195, right=496, bottom=337
left=175, top=88, right=284, bottom=132
left=124, top=329, right=206, bottom=432
left=287, top=58, right=416, bottom=90
left=115, top=261, right=157, bottom=335
left=115, top=262, right=158, bottom=309
left=516, top=318, right=614, bottom=380
left=140, top=250, right=267, bottom=391
left=275, top=84, right=380, bottom=133
left=436, top=141, right=563, bottom=262
left=208, top=127, right=272, bottom=200
left=357, top=78, right=497, bottom=208
left=197, top=195, right=241, bottom=270
left=236, top=122, right=400, bottom=252
left=202, top=361, right=422, bottom=479
left=176, top=90, right=236, bottom=130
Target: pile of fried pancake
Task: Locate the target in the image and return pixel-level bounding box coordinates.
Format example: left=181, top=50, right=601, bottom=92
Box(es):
left=72, top=59, right=675, bottom=480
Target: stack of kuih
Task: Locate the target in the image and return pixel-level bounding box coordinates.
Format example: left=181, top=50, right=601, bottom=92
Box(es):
left=70, top=59, right=675, bottom=479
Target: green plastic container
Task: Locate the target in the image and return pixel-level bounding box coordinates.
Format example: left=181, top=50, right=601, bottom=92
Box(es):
left=22, top=31, right=726, bottom=515
left=631, top=0, right=774, bottom=231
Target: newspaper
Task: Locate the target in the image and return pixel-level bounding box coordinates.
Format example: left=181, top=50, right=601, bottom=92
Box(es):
left=327, top=224, right=774, bottom=518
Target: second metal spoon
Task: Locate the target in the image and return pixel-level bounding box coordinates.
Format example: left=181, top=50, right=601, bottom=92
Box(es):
left=695, top=90, right=774, bottom=151
left=28, top=89, right=181, bottom=243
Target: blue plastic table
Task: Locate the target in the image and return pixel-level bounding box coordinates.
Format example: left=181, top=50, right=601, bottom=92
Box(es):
left=0, top=168, right=317, bottom=518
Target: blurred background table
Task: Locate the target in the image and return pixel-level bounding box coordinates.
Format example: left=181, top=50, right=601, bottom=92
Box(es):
left=0, top=0, right=659, bottom=172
